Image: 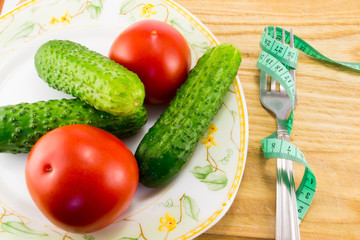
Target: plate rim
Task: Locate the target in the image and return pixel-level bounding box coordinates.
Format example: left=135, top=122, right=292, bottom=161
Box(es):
left=0, top=0, right=249, bottom=239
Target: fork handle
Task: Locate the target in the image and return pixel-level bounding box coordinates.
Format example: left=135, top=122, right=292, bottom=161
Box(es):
left=276, top=131, right=301, bottom=240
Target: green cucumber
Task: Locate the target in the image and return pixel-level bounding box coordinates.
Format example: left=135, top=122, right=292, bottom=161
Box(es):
left=34, top=40, right=145, bottom=116
left=0, top=98, right=147, bottom=153
left=135, top=43, right=242, bottom=188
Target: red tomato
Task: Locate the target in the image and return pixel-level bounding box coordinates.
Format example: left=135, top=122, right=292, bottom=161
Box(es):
left=25, top=124, right=138, bottom=233
left=109, top=20, right=191, bottom=104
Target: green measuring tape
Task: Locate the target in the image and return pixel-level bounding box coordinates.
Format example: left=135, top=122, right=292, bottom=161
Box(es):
left=256, top=26, right=315, bottom=222
left=257, top=26, right=360, bottom=221
left=259, top=26, right=360, bottom=72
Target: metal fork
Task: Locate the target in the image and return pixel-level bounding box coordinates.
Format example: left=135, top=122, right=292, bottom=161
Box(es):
left=260, top=27, right=300, bottom=240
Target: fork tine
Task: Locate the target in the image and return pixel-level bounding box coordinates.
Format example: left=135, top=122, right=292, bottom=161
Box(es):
left=273, top=26, right=277, bottom=39
left=289, top=29, right=297, bottom=104
left=280, top=28, right=286, bottom=93
left=289, top=28, right=294, bottom=48
left=261, top=26, right=271, bottom=92
left=270, top=26, right=277, bottom=91
left=260, top=70, right=267, bottom=92
left=259, top=27, right=269, bottom=93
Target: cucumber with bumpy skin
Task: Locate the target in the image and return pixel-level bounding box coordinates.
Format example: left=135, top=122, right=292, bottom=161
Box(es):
left=34, top=40, right=145, bottom=116
left=135, top=43, right=242, bottom=188
left=0, top=98, right=147, bottom=153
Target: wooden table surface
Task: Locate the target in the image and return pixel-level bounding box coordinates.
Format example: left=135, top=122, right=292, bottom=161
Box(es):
left=1, top=0, right=360, bottom=240
left=173, top=0, right=360, bottom=239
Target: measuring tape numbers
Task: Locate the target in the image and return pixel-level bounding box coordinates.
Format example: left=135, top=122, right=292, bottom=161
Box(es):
left=265, top=26, right=360, bottom=71
left=257, top=25, right=360, bottom=221
left=256, top=26, right=317, bottom=222
left=261, top=137, right=316, bottom=221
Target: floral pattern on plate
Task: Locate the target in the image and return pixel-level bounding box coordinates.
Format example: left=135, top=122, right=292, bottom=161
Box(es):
left=0, top=0, right=248, bottom=239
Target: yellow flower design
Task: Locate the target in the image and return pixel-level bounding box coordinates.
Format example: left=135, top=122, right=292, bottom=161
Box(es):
left=201, top=135, right=217, bottom=148
left=200, top=123, right=218, bottom=148
left=207, top=123, right=218, bottom=135
left=61, top=11, right=72, bottom=24
left=159, top=212, right=177, bottom=232
left=49, top=17, right=59, bottom=25
left=139, top=4, right=156, bottom=18
left=49, top=11, right=72, bottom=25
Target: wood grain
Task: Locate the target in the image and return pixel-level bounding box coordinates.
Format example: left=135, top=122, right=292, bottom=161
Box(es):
left=172, top=0, right=360, bottom=239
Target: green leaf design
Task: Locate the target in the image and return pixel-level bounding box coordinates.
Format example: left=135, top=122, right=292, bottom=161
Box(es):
left=83, top=235, right=95, bottom=240
left=91, top=0, right=103, bottom=8
left=183, top=195, right=200, bottom=221
left=190, top=165, right=213, bottom=179
left=169, top=18, right=195, bottom=33
left=6, top=22, right=34, bottom=46
left=201, top=171, right=228, bottom=191
left=1, top=221, right=48, bottom=238
left=127, top=15, right=137, bottom=24
left=219, top=156, right=230, bottom=165
left=155, top=198, right=177, bottom=208
left=87, top=4, right=102, bottom=19
left=119, top=0, right=136, bottom=14
left=118, top=237, right=139, bottom=240
left=219, top=148, right=234, bottom=165
left=191, top=42, right=209, bottom=51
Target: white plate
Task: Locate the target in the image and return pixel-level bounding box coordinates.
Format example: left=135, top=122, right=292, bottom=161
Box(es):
left=0, top=0, right=248, bottom=239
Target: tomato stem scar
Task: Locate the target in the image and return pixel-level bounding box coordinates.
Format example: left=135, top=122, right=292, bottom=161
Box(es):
left=45, top=166, right=53, bottom=173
